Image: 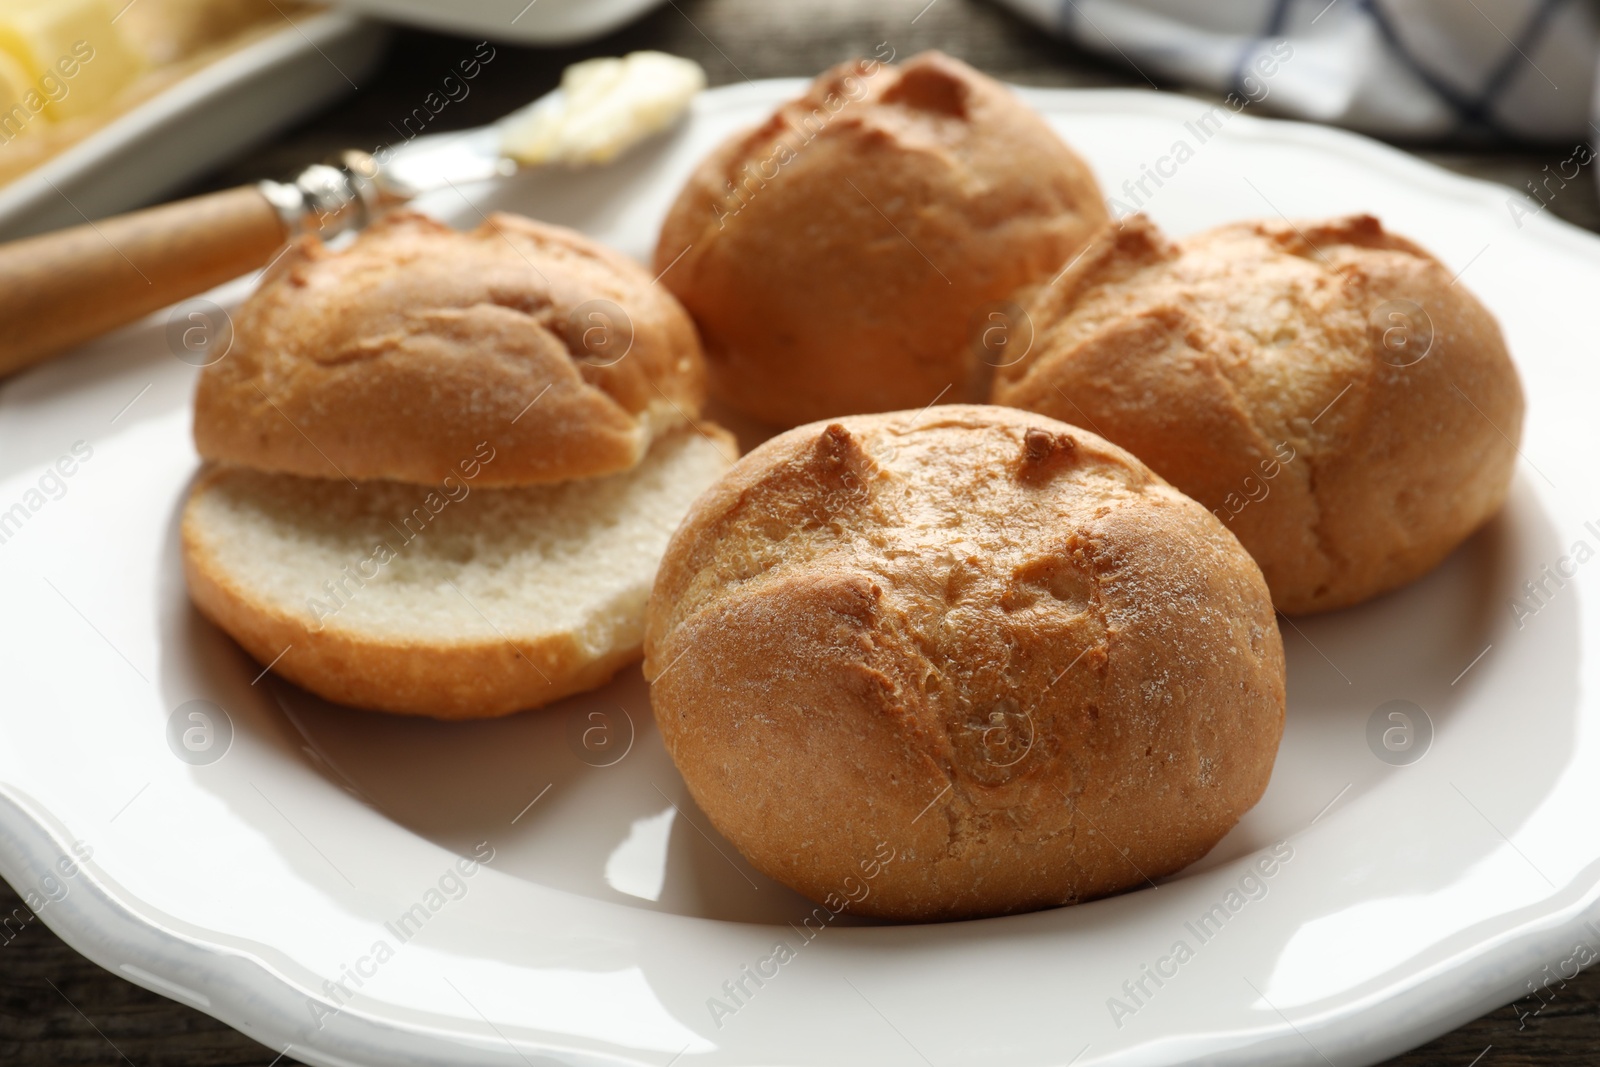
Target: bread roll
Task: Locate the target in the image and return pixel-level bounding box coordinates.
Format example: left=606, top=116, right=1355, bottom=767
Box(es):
left=992, top=214, right=1525, bottom=614
left=184, top=428, right=736, bottom=719
left=195, top=211, right=707, bottom=487
left=654, top=51, right=1108, bottom=428
left=645, top=405, right=1284, bottom=921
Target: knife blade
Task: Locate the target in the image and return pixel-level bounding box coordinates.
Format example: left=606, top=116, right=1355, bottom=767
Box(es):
left=0, top=50, right=707, bottom=377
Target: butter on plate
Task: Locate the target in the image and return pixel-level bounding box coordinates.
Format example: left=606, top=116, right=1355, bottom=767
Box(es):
left=501, top=51, right=706, bottom=167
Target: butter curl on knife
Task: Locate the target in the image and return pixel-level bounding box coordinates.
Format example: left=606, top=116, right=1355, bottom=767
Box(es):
left=500, top=51, right=707, bottom=166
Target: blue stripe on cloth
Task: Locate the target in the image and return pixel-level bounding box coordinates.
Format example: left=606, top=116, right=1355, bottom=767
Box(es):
left=1361, top=0, right=1524, bottom=138
left=1034, top=0, right=1587, bottom=142
left=1229, top=0, right=1293, bottom=99
left=1471, top=0, right=1565, bottom=116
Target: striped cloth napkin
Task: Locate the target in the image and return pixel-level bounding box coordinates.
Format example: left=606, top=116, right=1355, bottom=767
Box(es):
left=994, top=0, right=1597, bottom=143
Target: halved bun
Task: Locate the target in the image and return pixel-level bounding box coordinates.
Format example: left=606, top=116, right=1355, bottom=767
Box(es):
left=195, top=211, right=707, bottom=488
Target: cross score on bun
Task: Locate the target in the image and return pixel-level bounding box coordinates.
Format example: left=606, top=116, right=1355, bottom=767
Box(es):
left=654, top=51, right=1108, bottom=428
left=992, top=214, right=1525, bottom=615
left=195, top=211, right=707, bottom=487
left=644, top=405, right=1284, bottom=921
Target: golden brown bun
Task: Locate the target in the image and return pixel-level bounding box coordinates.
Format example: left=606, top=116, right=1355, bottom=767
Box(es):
left=195, top=211, right=707, bottom=487
left=183, top=427, right=737, bottom=719
left=644, top=405, right=1284, bottom=921
left=992, top=214, right=1525, bottom=615
left=654, top=51, right=1108, bottom=428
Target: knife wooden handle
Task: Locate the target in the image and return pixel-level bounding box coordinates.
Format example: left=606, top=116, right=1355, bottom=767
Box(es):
left=0, top=185, right=289, bottom=379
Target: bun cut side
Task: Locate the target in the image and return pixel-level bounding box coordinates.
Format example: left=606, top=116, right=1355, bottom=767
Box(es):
left=184, top=428, right=736, bottom=719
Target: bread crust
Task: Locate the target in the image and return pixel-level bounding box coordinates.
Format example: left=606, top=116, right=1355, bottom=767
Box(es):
left=195, top=211, right=707, bottom=487
left=654, top=51, right=1108, bottom=427
left=644, top=405, right=1284, bottom=921
left=992, top=214, right=1526, bottom=614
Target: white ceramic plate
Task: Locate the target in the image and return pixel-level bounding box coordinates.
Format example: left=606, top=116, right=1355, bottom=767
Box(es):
left=0, top=82, right=1595, bottom=1067
left=330, top=0, right=664, bottom=46
left=0, top=11, right=389, bottom=240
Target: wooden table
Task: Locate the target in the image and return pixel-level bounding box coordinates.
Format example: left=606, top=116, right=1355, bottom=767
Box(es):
left=4, top=1, right=1594, bottom=1063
